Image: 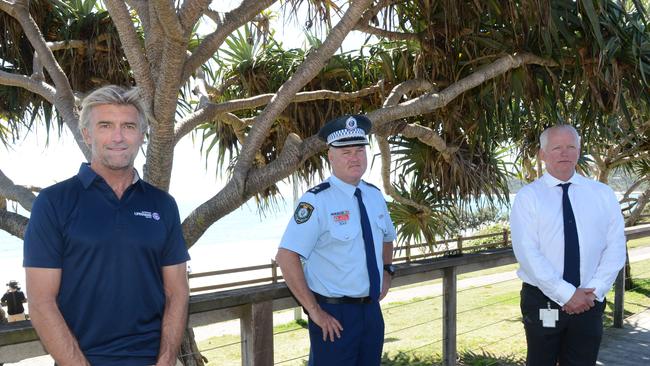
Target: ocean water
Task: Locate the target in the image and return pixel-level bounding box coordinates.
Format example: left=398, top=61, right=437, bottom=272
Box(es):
left=0, top=198, right=295, bottom=292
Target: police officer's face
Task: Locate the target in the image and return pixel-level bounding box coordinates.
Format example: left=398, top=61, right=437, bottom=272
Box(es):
left=83, top=104, right=144, bottom=173
left=328, top=145, right=367, bottom=185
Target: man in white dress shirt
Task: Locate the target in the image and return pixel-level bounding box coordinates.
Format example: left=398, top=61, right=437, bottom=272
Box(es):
left=510, top=125, right=626, bottom=366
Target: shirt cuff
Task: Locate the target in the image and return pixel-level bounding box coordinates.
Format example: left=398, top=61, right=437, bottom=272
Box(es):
left=555, top=281, right=577, bottom=306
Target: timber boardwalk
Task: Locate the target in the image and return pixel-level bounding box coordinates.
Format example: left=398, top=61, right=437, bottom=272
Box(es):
left=598, top=308, right=650, bottom=365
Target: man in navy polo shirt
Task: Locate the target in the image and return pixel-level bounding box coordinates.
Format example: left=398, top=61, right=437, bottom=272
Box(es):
left=24, top=85, right=190, bottom=366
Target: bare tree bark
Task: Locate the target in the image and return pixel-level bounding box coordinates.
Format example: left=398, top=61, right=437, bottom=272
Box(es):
left=0, top=169, right=36, bottom=211
left=0, top=209, right=29, bottom=239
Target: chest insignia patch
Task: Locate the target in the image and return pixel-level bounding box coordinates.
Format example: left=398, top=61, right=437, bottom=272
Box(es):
left=331, top=211, right=350, bottom=224
left=134, top=210, right=161, bottom=221
left=294, top=202, right=314, bottom=224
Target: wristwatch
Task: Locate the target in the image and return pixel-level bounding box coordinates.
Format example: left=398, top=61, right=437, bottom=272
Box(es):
left=383, top=264, right=396, bottom=277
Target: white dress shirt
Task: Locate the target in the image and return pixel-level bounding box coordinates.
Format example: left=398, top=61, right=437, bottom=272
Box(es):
left=510, top=172, right=626, bottom=305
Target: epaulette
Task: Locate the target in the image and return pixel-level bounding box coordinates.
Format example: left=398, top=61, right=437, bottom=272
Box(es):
left=307, top=182, right=331, bottom=194
left=363, top=180, right=381, bottom=191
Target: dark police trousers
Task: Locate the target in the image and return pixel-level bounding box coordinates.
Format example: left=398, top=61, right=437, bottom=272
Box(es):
left=521, top=283, right=605, bottom=366
left=308, top=298, right=384, bottom=366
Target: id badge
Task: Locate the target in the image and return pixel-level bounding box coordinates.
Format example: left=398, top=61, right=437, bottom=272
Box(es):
left=539, top=302, right=559, bottom=328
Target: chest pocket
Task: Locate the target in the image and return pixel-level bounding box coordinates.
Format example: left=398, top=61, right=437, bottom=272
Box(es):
left=328, top=212, right=361, bottom=242
left=375, top=214, right=387, bottom=231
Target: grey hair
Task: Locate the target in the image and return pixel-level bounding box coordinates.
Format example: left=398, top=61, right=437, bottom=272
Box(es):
left=539, top=125, right=581, bottom=151
left=79, top=85, right=148, bottom=133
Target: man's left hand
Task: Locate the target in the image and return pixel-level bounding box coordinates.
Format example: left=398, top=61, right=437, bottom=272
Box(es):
left=380, top=275, right=391, bottom=301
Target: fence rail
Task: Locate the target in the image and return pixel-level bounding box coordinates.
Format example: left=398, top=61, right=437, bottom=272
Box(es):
left=1, top=224, right=649, bottom=365
left=188, top=229, right=511, bottom=293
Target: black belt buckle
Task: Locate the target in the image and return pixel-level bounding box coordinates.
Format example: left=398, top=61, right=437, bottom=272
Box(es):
left=314, top=292, right=372, bottom=304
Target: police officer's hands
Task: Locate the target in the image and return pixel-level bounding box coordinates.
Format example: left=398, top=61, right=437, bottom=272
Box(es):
left=562, top=288, right=596, bottom=315
left=380, top=274, right=391, bottom=301
left=309, top=306, right=343, bottom=342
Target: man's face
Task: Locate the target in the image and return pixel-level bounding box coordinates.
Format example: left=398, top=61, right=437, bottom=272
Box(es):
left=328, top=145, right=368, bottom=185
left=82, top=104, right=144, bottom=172
left=539, top=128, right=580, bottom=181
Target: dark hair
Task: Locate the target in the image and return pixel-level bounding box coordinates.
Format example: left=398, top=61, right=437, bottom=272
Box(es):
left=7, top=280, right=19, bottom=290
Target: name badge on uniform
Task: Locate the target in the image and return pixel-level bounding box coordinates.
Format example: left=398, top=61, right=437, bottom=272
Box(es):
left=331, top=211, right=350, bottom=225
left=540, top=302, right=558, bottom=328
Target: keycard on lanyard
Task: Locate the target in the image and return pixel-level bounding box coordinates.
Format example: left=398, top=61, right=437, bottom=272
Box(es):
left=540, top=301, right=559, bottom=328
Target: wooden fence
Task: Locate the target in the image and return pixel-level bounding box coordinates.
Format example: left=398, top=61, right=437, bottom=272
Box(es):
left=1, top=224, right=649, bottom=365
left=187, top=229, right=511, bottom=294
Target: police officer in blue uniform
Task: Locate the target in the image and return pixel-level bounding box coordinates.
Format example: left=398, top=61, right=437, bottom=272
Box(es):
left=276, top=114, right=397, bottom=366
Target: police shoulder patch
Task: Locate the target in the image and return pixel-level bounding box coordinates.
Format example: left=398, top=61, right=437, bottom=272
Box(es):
left=294, top=202, right=315, bottom=224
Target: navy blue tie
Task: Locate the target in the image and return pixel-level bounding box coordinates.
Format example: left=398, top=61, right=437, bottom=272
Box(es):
left=355, top=188, right=380, bottom=301
left=560, top=183, right=580, bottom=287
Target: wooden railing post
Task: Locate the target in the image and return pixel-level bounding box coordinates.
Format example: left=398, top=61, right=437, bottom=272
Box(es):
left=240, top=300, right=274, bottom=366
left=271, top=260, right=278, bottom=284
left=457, top=235, right=463, bottom=253
left=503, top=228, right=509, bottom=247
left=406, top=241, right=412, bottom=262
left=613, top=266, right=626, bottom=328
left=443, top=266, right=457, bottom=366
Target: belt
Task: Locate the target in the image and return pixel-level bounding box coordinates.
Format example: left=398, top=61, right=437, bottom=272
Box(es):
left=313, top=292, right=372, bottom=304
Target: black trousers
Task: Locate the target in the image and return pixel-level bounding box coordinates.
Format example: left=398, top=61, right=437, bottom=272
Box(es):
left=520, top=284, right=605, bottom=366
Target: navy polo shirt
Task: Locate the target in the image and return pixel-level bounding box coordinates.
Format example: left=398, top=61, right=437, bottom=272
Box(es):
left=24, top=163, right=190, bottom=365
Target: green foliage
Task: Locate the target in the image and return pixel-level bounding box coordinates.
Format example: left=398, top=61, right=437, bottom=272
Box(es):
left=0, top=0, right=131, bottom=134
left=464, top=223, right=511, bottom=252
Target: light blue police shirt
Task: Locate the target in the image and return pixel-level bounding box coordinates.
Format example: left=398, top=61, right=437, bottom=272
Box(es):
left=279, top=175, right=397, bottom=297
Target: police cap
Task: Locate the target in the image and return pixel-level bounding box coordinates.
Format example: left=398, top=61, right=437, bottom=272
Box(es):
left=317, top=114, right=371, bottom=147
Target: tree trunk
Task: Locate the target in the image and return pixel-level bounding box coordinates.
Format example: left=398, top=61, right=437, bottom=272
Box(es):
left=179, top=327, right=206, bottom=366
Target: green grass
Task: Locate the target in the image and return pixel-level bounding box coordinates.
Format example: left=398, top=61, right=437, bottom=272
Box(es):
left=197, top=257, right=650, bottom=366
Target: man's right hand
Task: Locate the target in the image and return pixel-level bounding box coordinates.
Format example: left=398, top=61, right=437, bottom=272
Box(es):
left=562, top=288, right=596, bottom=315
left=308, top=305, right=343, bottom=342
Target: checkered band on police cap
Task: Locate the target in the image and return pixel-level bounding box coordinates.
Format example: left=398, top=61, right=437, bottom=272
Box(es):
left=318, top=114, right=371, bottom=147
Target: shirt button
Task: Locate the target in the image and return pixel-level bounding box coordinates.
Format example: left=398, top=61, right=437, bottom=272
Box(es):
left=345, top=235, right=349, bottom=239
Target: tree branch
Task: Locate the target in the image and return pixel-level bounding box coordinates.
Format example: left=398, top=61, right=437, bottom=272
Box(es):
left=355, top=23, right=420, bottom=41
left=151, top=0, right=185, bottom=42
left=47, top=40, right=86, bottom=51
left=377, top=137, right=433, bottom=214
left=232, top=0, right=373, bottom=181
left=105, top=0, right=155, bottom=99
left=174, top=81, right=384, bottom=143
left=0, top=209, right=29, bottom=240
left=0, top=70, right=56, bottom=104
left=0, top=169, right=36, bottom=211
left=179, top=0, right=210, bottom=32
left=0, top=0, right=89, bottom=160
left=367, top=53, right=557, bottom=128
left=181, top=133, right=324, bottom=247
left=181, top=0, right=277, bottom=83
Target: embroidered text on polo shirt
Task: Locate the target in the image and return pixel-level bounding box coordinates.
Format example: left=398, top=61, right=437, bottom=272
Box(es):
left=134, top=210, right=161, bottom=220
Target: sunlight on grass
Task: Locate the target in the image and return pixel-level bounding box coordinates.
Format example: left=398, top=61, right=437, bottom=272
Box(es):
left=197, top=255, right=650, bottom=366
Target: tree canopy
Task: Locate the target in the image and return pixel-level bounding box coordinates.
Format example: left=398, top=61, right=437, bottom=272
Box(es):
left=2, top=0, right=650, bottom=247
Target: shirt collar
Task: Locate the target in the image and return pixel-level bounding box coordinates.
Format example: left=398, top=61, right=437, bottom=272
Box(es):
left=541, top=171, right=583, bottom=188
left=77, top=162, right=144, bottom=190
left=328, top=174, right=358, bottom=198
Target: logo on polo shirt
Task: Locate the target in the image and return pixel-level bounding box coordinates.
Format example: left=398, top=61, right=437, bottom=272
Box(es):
left=134, top=210, right=161, bottom=221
